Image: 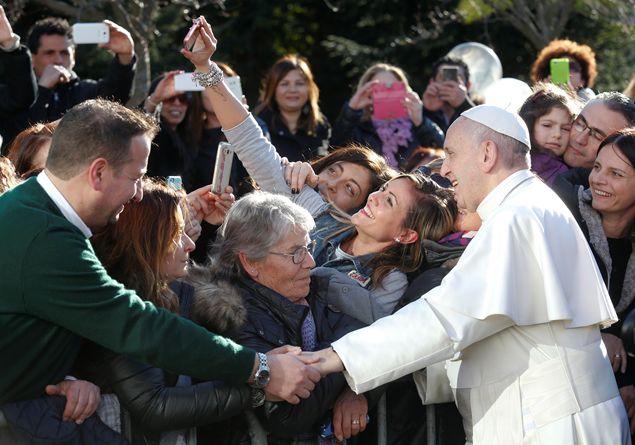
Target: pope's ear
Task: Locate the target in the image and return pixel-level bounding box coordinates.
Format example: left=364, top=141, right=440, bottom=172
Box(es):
left=87, top=158, right=108, bottom=191
left=479, top=140, right=498, bottom=173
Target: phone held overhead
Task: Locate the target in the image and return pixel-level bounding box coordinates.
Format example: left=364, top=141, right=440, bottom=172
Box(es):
left=72, top=23, right=109, bottom=44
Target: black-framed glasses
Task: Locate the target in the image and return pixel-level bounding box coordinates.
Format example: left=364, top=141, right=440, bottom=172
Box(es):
left=572, top=115, right=607, bottom=143
left=269, top=240, right=316, bottom=265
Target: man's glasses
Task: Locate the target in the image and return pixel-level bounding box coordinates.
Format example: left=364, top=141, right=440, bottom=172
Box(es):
left=269, top=240, right=316, bottom=265
left=572, top=115, right=607, bottom=143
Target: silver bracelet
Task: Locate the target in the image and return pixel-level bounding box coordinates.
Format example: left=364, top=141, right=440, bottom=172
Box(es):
left=192, top=62, right=224, bottom=88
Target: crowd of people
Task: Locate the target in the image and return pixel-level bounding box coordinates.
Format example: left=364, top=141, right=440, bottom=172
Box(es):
left=1, top=6, right=635, bottom=445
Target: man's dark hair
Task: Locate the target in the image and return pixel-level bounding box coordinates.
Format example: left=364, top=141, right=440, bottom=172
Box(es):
left=594, top=92, right=635, bottom=127
left=27, top=17, right=72, bottom=54
left=46, top=99, right=159, bottom=179
left=431, top=56, right=471, bottom=84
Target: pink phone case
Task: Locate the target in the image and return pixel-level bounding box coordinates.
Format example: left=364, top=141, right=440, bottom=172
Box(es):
left=372, top=82, right=408, bottom=120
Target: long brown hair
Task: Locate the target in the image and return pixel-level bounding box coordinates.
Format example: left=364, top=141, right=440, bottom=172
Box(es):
left=311, top=144, right=397, bottom=207
left=91, top=179, right=185, bottom=312
left=366, top=173, right=456, bottom=286
left=255, top=54, right=326, bottom=135
left=7, top=121, right=57, bottom=177
left=328, top=172, right=456, bottom=287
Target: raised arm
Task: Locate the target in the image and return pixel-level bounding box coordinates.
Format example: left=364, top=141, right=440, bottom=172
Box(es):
left=180, top=17, right=327, bottom=216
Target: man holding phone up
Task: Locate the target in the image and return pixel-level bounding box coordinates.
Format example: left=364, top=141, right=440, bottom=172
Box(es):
left=1, top=17, right=135, bottom=151
left=422, top=56, right=475, bottom=133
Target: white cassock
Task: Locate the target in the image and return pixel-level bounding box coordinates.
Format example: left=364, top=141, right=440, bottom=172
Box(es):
left=332, top=169, right=630, bottom=444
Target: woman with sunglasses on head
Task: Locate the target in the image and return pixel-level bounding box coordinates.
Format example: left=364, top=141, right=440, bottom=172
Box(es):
left=180, top=18, right=456, bottom=322
left=143, top=71, right=206, bottom=190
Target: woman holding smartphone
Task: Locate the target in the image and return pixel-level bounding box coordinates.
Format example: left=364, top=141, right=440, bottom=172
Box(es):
left=331, top=63, right=444, bottom=170
left=180, top=19, right=455, bottom=322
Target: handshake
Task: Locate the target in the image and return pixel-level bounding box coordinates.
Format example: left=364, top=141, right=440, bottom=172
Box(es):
left=255, top=346, right=343, bottom=404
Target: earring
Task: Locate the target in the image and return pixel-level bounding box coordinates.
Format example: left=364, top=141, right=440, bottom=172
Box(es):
left=394, top=238, right=401, bottom=243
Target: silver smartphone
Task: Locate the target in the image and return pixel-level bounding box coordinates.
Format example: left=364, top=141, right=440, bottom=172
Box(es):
left=174, top=73, right=204, bottom=91
left=72, top=23, right=110, bottom=44
left=211, top=142, right=234, bottom=195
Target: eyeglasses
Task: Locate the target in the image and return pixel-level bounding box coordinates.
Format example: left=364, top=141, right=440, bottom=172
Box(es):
left=572, top=115, right=607, bottom=143
left=164, top=94, right=190, bottom=105
left=269, top=240, right=316, bottom=265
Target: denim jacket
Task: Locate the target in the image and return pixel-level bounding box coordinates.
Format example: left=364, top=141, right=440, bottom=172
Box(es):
left=311, top=211, right=375, bottom=289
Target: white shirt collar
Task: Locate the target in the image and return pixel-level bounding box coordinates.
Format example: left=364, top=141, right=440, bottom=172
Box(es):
left=37, top=171, right=92, bottom=238
left=477, top=169, right=534, bottom=221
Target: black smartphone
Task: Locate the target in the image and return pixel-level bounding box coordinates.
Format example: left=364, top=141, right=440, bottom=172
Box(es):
left=442, top=67, right=459, bottom=82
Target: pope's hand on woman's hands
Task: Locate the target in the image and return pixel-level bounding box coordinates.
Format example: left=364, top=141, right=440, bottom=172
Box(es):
left=602, top=332, right=627, bottom=373
left=284, top=161, right=319, bottom=194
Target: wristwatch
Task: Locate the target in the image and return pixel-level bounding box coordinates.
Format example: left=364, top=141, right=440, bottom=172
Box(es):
left=250, top=388, right=266, bottom=408
left=250, top=352, right=270, bottom=389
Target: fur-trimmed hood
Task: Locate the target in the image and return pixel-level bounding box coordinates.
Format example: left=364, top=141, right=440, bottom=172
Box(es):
left=185, top=263, right=247, bottom=335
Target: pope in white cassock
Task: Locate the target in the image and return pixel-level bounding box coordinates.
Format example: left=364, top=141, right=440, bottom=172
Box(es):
left=304, top=105, right=630, bottom=444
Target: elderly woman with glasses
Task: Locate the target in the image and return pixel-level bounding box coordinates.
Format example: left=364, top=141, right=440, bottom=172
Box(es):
left=199, top=191, right=374, bottom=443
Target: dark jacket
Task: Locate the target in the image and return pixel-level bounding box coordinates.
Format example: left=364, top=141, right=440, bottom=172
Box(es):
left=0, top=45, right=36, bottom=119
left=331, top=103, right=444, bottom=170
left=257, top=107, right=331, bottom=162
left=422, top=97, right=474, bottom=134
left=2, top=55, right=135, bottom=150
left=0, top=44, right=37, bottom=151
left=233, top=276, right=365, bottom=441
left=74, top=280, right=252, bottom=445
left=553, top=172, right=635, bottom=388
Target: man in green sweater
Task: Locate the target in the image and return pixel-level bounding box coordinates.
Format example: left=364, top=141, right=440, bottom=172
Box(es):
left=0, top=99, right=319, bottom=411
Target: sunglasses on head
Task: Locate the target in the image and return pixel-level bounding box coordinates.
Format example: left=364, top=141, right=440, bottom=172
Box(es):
left=414, top=165, right=453, bottom=189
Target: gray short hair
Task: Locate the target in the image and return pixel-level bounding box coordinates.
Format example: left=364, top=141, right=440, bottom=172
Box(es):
left=211, top=191, right=315, bottom=279
left=468, top=120, right=530, bottom=168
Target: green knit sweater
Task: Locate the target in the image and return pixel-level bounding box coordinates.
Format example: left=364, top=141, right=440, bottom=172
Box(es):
left=0, top=178, right=255, bottom=403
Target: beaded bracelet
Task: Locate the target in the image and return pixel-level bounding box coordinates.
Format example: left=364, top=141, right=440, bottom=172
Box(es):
left=192, top=62, right=224, bottom=88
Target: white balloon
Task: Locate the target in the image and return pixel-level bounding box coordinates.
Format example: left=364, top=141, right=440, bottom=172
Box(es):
left=482, top=78, right=533, bottom=112
left=447, top=42, right=503, bottom=97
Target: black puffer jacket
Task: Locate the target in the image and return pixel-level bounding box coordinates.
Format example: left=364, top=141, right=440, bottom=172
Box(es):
left=233, top=276, right=366, bottom=442
left=74, top=280, right=252, bottom=445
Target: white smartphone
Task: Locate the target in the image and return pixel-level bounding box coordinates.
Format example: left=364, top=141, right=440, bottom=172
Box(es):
left=72, top=23, right=110, bottom=44
left=224, top=76, right=243, bottom=99
left=173, top=73, right=204, bottom=92
left=211, top=142, right=234, bottom=195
